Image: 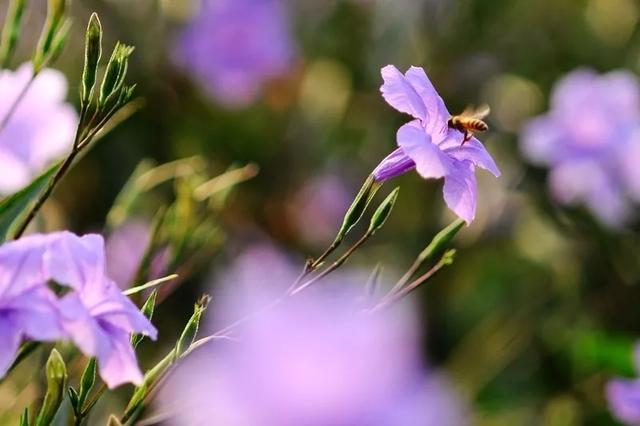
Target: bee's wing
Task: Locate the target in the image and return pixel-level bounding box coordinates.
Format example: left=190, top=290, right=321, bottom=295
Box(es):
left=470, top=103, right=490, bottom=119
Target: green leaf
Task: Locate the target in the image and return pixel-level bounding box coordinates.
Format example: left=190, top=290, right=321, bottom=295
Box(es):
left=77, top=358, right=96, bottom=410
left=0, top=164, right=56, bottom=243
left=19, top=407, right=29, bottom=426
left=131, top=289, right=158, bottom=348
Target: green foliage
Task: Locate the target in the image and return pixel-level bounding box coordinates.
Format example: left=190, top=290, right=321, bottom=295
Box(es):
left=35, top=349, right=67, bottom=426
left=0, top=165, right=56, bottom=243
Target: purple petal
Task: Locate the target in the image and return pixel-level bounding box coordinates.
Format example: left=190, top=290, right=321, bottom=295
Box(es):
left=96, top=323, right=144, bottom=388
left=606, top=378, right=640, bottom=425
left=371, top=147, right=416, bottom=182
left=397, top=120, right=452, bottom=179
left=58, top=292, right=109, bottom=357
left=404, top=66, right=450, bottom=135
left=520, top=115, right=561, bottom=165
left=0, top=316, right=21, bottom=377
left=444, top=137, right=500, bottom=177
left=549, top=160, right=629, bottom=226
left=0, top=233, right=51, bottom=299
left=46, top=233, right=111, bottom=299
left=380, top=65, right=428, bottom=122
left=443, top=161, right=477, bottom=224
left=91, top=285, right=158, bottom=339
left=4, top=286, right=63, bottom=341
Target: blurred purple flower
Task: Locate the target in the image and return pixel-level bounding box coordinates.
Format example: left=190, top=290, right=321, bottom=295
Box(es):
left=607, top=343, right=640, bottom=425
left=157, top=245, right=467, bottom=425
left=46, top=232, right=158, bottom=388
left=521, top=69, right=640, bottom=226
left=106, top=220, right=169, bottom=289
left=289, top=174, right=353, bottom=245
left=175, top=0, right=295, bottom=108
left=373, top=65, right=500, bottom=223
left=0, top=232, right=156, bottom=388
left=0, top=63, right=78, bottom=195
left=607, top=379, right=640, bottom=425
left=0, top=234, right=64, bottom=376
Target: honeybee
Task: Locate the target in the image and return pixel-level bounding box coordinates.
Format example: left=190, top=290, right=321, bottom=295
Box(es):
left=448, top=104, right=490, bottom=145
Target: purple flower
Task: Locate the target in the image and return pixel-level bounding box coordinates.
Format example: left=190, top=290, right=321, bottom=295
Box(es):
left=0, top=63, right=78, bottom=195
left=175, top=0, right=295, bottom=108
left=373, top=65, right=500, bottom=223
left=156, top=245, right=468, bottom=425
left=521, top=69, right=640, bottom=226
left=46, top=233, right=158, bottom=388
left=0, top=234, right=64, bottom=376
left=0, top=232, right=156, bottom=388
left=105, top=220, right=169, bottom=289
left=607, top=379, right=640, bottom=425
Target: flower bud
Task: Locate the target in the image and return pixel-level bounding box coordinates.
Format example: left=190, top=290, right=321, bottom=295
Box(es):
left=99, top=42, right=134, bottom=107
left=35, top=349, right=67, bottom=426
left=175, top=295, right=210, bottom=358
left=81, top=13, right=103, bottom=106
left=417, top=218, right=465, bottom=263
left=33, top=0, right=67, bottom=71
left=367, top=187, right=399, bottom=235
left=335, top=175, right=381, bottom=243
left=0, top=0, right=28, bottom=67
left=131, top=289, right=157, bottom=348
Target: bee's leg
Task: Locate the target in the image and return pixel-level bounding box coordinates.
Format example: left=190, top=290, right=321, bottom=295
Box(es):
left=461, top=131, right=472, bottom=145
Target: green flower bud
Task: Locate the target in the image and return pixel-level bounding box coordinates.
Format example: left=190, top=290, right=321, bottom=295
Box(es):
left=33, top=0, right=67, bottom=71
left=131, top=289, right=157, bottom=348
left=0, top=0, right=28, bottom=67
left=175, top=295, right=210, bottom=358
left=99, top=42, right=134, bottom=107
left=335, top=175, right=381, bottom=243
left=367, top=187, right=399, bottom=235
left=81, top=13, right=103, bottom=106
left=35, top=349, right=67, bottom=426
left=417, top=218, right=465, bottom=263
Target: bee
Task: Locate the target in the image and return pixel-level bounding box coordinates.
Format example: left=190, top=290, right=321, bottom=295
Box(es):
left=448, top=104, right=490, bottom=145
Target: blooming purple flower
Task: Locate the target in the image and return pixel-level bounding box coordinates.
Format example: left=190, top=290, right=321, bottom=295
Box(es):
left=156, top=245, right=468, bottom=425
left=521, top=69, right=640, bottom=226
left=373, top=65, right=500, bottom=223
left=0, top=234, right=64, bottom=376
left=0, top=63, right=78, bottom=195
left=0, top=232, right=156, bottom=388
left=175, top=0, right=295, bottom=108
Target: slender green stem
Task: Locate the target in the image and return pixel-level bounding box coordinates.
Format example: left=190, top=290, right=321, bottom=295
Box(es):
left=12, top=147, right=79, bottom=239
left=291, top=231, right=373, bottom=296
left=371, top=256, right=450, bottom=312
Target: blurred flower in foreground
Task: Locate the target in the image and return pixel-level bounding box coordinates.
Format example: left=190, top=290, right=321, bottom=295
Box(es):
left=0, top=232, right=156, bottom=388
left=174, top=0, right=295, bottom=108
left=521, top=69, right=640, bottom=226
left=157, top=245, right=467, bottom=425
left=373, top=65, right=500, bottom=224
left=106, top=220, right=169, bottom=289
left=0, top=63, right=78, bottom=195
left=606, top=344, right=640, bottom=425
left=288, top=174, right=353, bottom=245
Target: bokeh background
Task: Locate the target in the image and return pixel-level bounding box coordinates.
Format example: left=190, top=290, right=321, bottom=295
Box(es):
left=3, top=0, right=640, bottom=424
